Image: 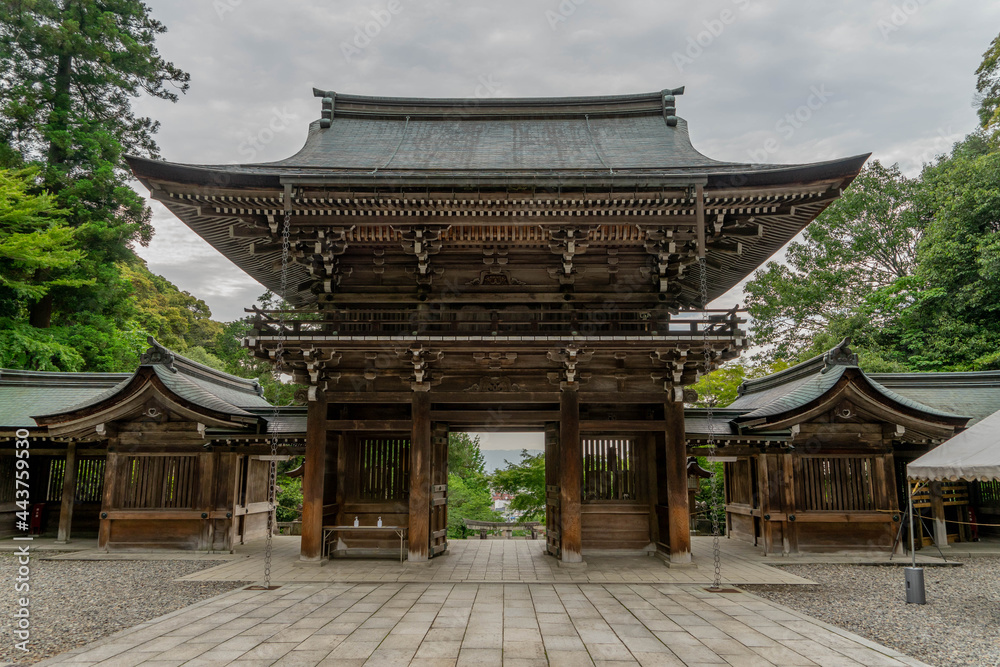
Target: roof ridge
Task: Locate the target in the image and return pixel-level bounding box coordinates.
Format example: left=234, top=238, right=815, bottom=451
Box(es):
left=139, top=337, right=264, bottom=396
left=737, top=338, right=858, bottom=397
left=0, top=368, right=132, bottom=386
left=311, top=87, right=685, bottom=124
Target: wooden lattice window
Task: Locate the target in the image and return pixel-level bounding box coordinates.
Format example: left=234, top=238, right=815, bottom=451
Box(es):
left=120, top=455, right=196, bottom=509
left=45, top=458, right=105, bottom=503
left=797, top=457, right=875, bottom=512
left=726, top=460, right=753, bottom=505
left=582, top=437, right=642, bottom=502
left=359, top=437, right=410, bottom=501
left=971, top=480, right=1000, bottom=507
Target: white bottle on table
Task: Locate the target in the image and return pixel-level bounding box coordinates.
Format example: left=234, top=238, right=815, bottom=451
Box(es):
left=377, top=517, right=383, bottom=527
left=353, top=516, right=359, bottom=527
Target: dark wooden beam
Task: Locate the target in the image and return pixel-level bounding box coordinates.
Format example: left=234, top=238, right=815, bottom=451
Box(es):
left=559, top=387, right=583, bottom=563
left=300, top=392, right=328, bottom=563
left=408, top=390, right=432, bottom=562
left=665, top=399, right=691, bottom=563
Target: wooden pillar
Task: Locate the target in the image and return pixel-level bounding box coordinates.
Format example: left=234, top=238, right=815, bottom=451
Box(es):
left=664, top=399, right=691, bottom=563
left=55, top=443, right=77, bottom=543
left=781, top=453, right=798, bottom=554
left=300, top=391, right=328, bottom=562
left=929, top=481, right=950, bottom=548
left=646, top=433, right=659, bottom=549
left=408, top=389, right=432, bottom=562
left=98, top=435, right=120, bottom=551
left=197, top=452, right=216, bottom=551
left=559, top=388, right=582, bottom=563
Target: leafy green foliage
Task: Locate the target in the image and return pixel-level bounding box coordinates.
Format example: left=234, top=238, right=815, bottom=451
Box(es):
left=275, top=476, right=302, bottom=523
left=0, top=168, right=94, bottom=302
left=448, top=432, right=487, bottom=479
left=976, top=32, right=1000, bottom=132
left=446, top=472, right=498, bottom=539
left=744, top=160, right=922, bottom=363
left=694, top=458, right=726, bottom=534
left=690, top=359, right=792, bottom=408
left=445, top=433, right=496, bottom=538
left=871, top=133, right=1000, bottom=370
left=490, top=450, right=546, bottom=522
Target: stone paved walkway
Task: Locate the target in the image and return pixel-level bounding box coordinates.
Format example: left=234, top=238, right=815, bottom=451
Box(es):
left=167, top=538, right=814, bottom=586
left=34, top=581, right=931, bottom=667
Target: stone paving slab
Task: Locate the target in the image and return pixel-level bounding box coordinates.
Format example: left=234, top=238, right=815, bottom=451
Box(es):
left=31, top=582, right=932, bottom=667
left=168, top=538, right=815, bottom=586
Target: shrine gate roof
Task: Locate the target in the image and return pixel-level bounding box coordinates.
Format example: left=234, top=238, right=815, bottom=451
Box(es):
left=128, top=88, right=868, bottom=187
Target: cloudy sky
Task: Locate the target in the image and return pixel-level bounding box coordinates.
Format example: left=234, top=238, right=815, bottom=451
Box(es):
left=128, top=1, right=999, bottom=450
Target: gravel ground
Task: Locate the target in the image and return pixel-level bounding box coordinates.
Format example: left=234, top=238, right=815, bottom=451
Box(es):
left=744, top=557, right=1000, bottom=667
left=0, top=554, right=247, bottom=665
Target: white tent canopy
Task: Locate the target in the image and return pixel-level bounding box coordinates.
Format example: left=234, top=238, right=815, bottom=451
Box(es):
left=907, top=408, right=1000, bottom=482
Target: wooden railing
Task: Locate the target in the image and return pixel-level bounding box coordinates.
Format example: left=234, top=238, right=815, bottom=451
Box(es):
left=249, top=306, right=744, bottom=338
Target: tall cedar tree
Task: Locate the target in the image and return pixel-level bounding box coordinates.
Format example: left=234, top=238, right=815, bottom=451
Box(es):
left=0, top=0, right=188, bottom=327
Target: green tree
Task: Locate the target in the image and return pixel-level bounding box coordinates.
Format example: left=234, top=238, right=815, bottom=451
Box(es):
left=743, top=160, right=922, bottom=362
left=975, top=31, right=1000, bottom=132
left=0, top=0, right=189, bottom=327
left=446, top=472, right=498, bottom=539
left=873, top=133, right=1000, bottom=370
left=490, top=451, right=546, bottom=522
left=689, top=359, right=793, bottom=408
left=0, top=167, right=94, bottom=306
left=275, top=476, right=302, bottom=523
left=448, top=432, right=486, bottom=479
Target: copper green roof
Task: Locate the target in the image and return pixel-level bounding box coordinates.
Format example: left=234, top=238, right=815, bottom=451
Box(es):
left=0, top=370, right=131, bottom=429
left=126, top=88, right=869, bottom=187
left=868, top=371, right=1000, bottom=425
left=33, top=338, right=270, bottom=424
left=729, top=339, right=970, bottom=425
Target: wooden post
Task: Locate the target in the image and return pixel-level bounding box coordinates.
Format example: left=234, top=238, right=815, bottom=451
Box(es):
left=55, top=443, right=77, bottom=544
left=300, top=391, right=328, bottom=562
left=758, top=453, right=773, bottom=555
left=197, top=452, right=216, bottom=550
left=408, top=389, right=432, bottom=562
left=646, top=433, right=659, bottom=550
left=98, top=434, right=120, bottom=551
left=929, top=481, right=950, bottom=548
left=665, top=399, right=691, bottom=563
left=781, top=453, right=798, bottom=554
left=559, top=387, right=582, bottom=563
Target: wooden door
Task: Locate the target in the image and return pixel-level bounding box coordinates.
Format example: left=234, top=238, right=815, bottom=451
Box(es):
left=429, top=423, right=448, bottom=557
left=544, top=422, right=560, bottom=557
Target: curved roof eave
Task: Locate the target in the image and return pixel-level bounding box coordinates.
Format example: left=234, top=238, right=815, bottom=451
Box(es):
left=31, top=366, right=259, bottom=428
left=733, top=367, right=970, bottom=431
left=126, top=153, right=871, bottom=192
